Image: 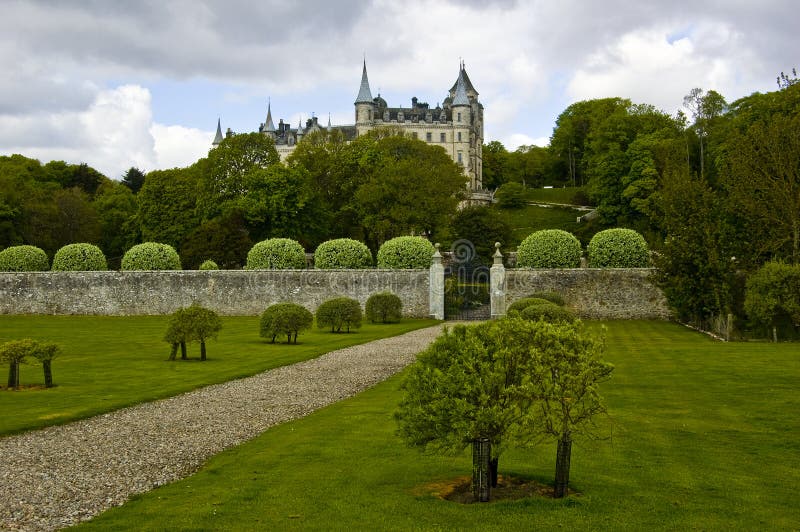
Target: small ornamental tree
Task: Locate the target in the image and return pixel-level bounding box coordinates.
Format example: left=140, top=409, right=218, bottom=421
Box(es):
left=52, top=243, right=108, bottom=271
left=315, top=297, right=363, bottom=332
left=377, top=237, right=435, bottom=269
left=164, top=307, right=191, bottom=360
left=246, top=238, right=306, bottom=269
left=516, top=230, right=582, bottom=268
left=0, top=245, right=49, bottom=272
left=587, top=228, right=650, bottom=268
left=199, top=259, right=219, bottom=270
left=183, top=304, right=223, bottom=361
left=31, top=341, right=60, bottom=388
left=1, top=339, right=37, bottom=389
left=314, top=239, right=373, bottom=269
left=365, top=292, right=403, bottom=323
left=121, top=242, right=182, bottom=270
left=744, top=261, right=800, bottom=340
left=260, top=303, right=314, bottom=344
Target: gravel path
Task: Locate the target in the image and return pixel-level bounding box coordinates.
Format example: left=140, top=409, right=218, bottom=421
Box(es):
left=0, top=324, right=446, bottom=531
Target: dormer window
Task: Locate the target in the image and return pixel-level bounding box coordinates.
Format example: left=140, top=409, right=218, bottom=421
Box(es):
left=383, top=110, right=390, bottom=122
left=398, top=111, right=404, bottom=122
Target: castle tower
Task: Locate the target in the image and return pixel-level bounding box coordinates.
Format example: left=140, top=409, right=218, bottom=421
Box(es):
left=451, top=65, right=473, bottom=187
left=262, top=100, right=276, bottom=140
left=212, top=118, right=224, bottom=147
left=354, top=60, right=375, bottom=135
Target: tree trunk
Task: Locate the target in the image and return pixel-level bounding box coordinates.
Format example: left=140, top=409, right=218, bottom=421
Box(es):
left=7, top=362, right=18, bottom=388
left=200, top=340, right=207, bottom=361
left=168, top=343, right=178, bottom=361
left=180, top=341, right=187, bottom=360
left=490, top=457, right=499, bottom=488
left=287, top=333, right=292, bottom=344
left=472, top=438, right=491, bottom=502
left=554, top=434, right=572, bottom=498
left=43, top=360, right=53, bottom=388
left=293, top=332, right=298, bottom=344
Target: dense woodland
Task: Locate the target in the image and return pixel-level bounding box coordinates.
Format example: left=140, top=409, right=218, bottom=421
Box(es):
left=1, top=76, right=798, bottom=332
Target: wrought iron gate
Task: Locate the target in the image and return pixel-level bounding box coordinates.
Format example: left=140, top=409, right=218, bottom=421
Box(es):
left=444, top=240, right=490, bottom=321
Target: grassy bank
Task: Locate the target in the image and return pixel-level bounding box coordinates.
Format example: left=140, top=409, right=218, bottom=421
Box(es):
left=77, top=320, right=799, bottom=530
left=0, top=315, right=437, bottom=435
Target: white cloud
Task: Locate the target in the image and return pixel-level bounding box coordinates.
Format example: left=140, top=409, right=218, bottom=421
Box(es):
left=502, top=134, right=549, bottom=151
left=150, top=124, right=214, bottom=170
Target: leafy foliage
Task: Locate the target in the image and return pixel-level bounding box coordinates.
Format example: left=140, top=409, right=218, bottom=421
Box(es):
left=199, top=260, right=219, bottom=270
left=0, top=245, right=49, bottom=271
left=180, top=212, right=251, bottom=270
left=138, top=167, right=200, bottom=249
left=518, top=302, right=577, bottom=323
left=164, top=304, right=222, bottom=360
left=121, top=242, right=181, bottom=271
left=315, top=297, right=363, bottom=333
left=1, top=338, right=37, bottom=388
left=376, top=236, right=434, bottom=269
left=259, top=303, right=314, bottom=344
left=506, top=297, right=553, bottom=313
left=516, top=229, right=582, bottom=268
left=51, top=243, right=108, bottom=271
left=449, top=205, right=512, bottom=264
left=365, top=292, right=403, bottom=323
left=587, top=228, right=649, bottom=268
left=246, top=238, right=306, bottom=270
left=527, top=291, right=566, bottom=306
left=744, top=262, right=800, bottom=339
left=314, top=239, right=372, bottom=269
left=494, top=182, right=527, bottom=209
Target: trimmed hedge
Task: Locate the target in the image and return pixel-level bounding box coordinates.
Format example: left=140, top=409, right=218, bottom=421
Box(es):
left=246, top=238, right=306, bottom=270
left=0, top=245, right=49, bottom=272
left=365, top=292, right=403, bottom=323
left=507, top=297, right=553, bottom=313
left=316, top=297, right=363, bottom=333
left=51, top=243, right=107, bottom=271
left=516, top=229, right=582, bottom=268
left=315, top=239, right=373, bottom=269
left=121, top=242, right=181, bottom=271
left=518, top=302, right=576, bottom=323
left=528, top=291, right=566, bottom=306
left=260, top=303, right=314, bottom=344
left=199, top=260, right=219, bottom=270
left=588, top=228, right=649, bottom=268
left=377, top=236, right=434, bottom=269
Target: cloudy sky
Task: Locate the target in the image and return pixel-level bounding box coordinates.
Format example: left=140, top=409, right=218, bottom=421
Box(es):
left=0, top=0, right=796, bottom=179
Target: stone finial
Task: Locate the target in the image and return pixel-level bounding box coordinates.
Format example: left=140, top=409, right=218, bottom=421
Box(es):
left=432, top=243, right=442, bottom=265
left=492, top=242, right=503, bottom=266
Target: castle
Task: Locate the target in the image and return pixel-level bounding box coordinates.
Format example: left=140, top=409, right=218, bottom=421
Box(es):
left=213, top=61, right=484, bottom=190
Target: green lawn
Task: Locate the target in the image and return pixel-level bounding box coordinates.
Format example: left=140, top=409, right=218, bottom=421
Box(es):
left=524, top=186, right=586, bottom=205
left=0, top=315, right=437, bottom=435
left=76, top=320, right=800, bottom=530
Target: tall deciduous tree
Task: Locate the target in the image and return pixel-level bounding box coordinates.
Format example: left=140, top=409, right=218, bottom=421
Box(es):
left=138, top=167, right=201, bottom=248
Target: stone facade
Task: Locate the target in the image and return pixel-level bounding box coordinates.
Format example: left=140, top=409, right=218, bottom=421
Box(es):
left=213, top=61, right=484, bottom=191
left=0, top=270, right=430, bottom=317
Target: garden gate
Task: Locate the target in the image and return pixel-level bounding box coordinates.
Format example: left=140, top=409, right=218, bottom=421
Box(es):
left=443, top=240, right=491, bottom=321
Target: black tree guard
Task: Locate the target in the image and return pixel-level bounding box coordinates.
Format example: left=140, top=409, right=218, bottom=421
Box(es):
left=554, top=435, right=572, bottom=498
left=472, top=437, right=491, bottom=502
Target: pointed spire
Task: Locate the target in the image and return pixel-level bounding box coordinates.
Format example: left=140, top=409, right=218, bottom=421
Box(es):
left=327, top=113, right=332, bottom=132
left=355, top=59, right=373, bottom=104
left=264, top=99, right=276, bottom=132
left=212, top=118, right=224, bottom=145
left=452, top=66, right=470, bottom=106
left=296, top=118, right=304, bottom=137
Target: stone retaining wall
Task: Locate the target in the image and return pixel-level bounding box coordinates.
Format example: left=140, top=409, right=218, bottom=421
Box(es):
left=0, top=270, right=430, bottom=317
left=504, top=268, right=670, bottom=319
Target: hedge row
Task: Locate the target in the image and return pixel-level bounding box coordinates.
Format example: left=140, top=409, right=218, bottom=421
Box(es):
left=516, top=228, right=650, bottom=268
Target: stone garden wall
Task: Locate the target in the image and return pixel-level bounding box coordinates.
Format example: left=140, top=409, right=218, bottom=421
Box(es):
left=504, top=268, right=671, bottom=319
left=0, top=270, right=430, bottom=317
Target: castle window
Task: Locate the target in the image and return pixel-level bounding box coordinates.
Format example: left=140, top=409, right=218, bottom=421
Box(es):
left=426, top=132, right=432, bottom=142
left=457, top=151, right=463, bottom=164
left=457, top=112, right=462, bottom=122
left=426, top=112, right=432, bottom=122
left=457, top=132, right=462, bottom=142
left=398, top=111, right=404, bottom=122
left=440, top=132, right=446, bottom=143
left=383, top=111, right=390, bottom=122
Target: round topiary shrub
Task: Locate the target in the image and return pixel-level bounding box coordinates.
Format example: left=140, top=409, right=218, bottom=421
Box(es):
left=365, top=292, right=403, bottom=323
left=121, top=242, right=181, bottom=271
left=314, top=239, right=372, bottom=269
left=199, top=260, right=219, bottom=270
left=377, top=236, right=435, bottom=269
left=246, top=238, right=306, bottom=270
left=507, top=297, right=553, bottom=314
left=516, top=229, right=582, bottom=268
left=0, top=245, right=49, bottom=272
left=316, top=297, right=363, bottom=332
left=518, top=302, right=576, bottom=323
left=51, top=243, right=107, bottom=271
left=527, top=291, right=565, bottom=306
left=260, top=302, right=314, bottom=344
left=587, top=228, right=650, bottom=268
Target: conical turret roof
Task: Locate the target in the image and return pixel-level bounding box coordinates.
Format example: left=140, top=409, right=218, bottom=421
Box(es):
left=452, top=67, right=470, bottom=106
left=264, top=101, right=276, bottom=132
left=212, top=118, right=224, bottom=145
left=449, top=61, right=479, bottom=97
left=355, top=60, right=373, bottom=104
